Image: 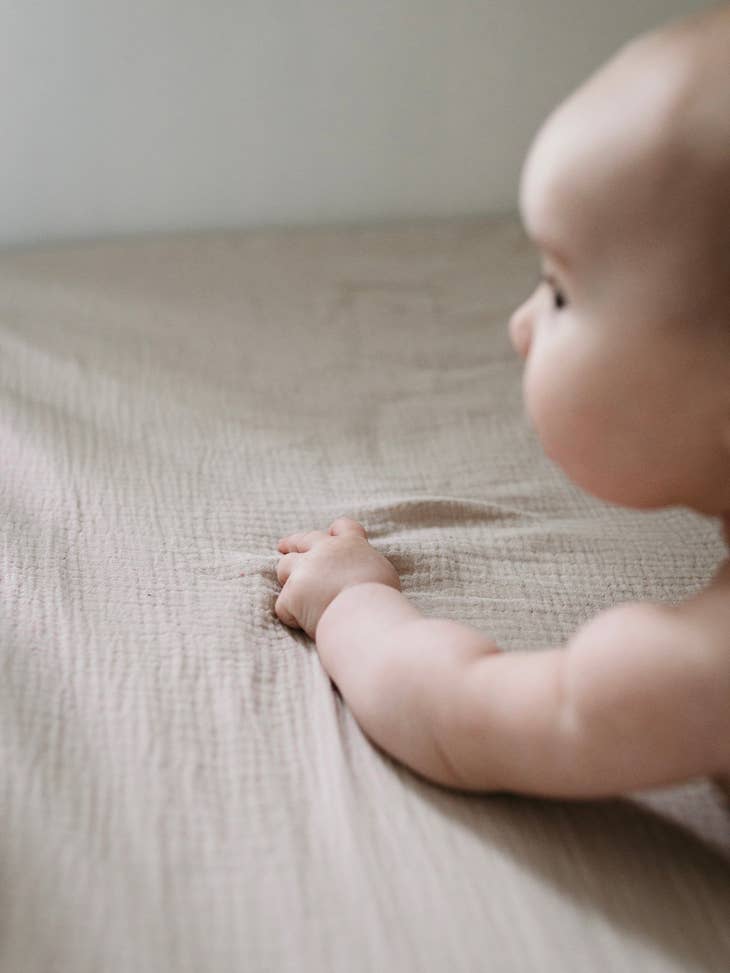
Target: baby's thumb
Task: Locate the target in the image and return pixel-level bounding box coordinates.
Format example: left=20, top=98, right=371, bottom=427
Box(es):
left=274, top=590, right=300, bottom=630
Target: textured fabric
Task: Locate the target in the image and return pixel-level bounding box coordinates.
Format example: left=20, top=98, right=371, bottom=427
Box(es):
left=1, top=217, right=728, bottom=973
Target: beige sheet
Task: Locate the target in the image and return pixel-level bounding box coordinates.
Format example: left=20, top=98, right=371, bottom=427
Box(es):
left=1, top=216, right=728, bottom=973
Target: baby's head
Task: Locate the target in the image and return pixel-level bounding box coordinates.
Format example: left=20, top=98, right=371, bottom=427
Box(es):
left=510, top=4, right=730, bottom=518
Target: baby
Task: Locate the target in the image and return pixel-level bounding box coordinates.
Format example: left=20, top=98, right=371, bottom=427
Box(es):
left=274, top=5, right=730, bottom=798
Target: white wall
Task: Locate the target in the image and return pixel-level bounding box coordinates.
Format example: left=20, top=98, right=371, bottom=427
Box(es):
left=2, top=0, right=710, bottom=247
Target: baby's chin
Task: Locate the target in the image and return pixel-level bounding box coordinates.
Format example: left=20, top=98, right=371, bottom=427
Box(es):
left=576, top=478, right=672, bottom=512
left=539, top=435, right=680, bottom=512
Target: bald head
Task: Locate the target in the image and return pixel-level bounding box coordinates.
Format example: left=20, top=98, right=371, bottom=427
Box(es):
left=519, top=4, right=730, bottom=325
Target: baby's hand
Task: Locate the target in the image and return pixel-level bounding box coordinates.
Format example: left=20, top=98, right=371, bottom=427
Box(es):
left=275, top=517, right=401, bottom=639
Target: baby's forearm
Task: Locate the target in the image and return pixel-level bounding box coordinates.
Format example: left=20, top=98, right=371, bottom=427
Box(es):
left=315, top=585, right=606, bottom=796
left=315, top=583, right=506, bottom=788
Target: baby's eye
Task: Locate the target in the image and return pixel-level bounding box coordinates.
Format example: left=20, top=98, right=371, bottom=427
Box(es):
left=552, top=286, right=566, bottom=311
left=540, top=273, right=567, bottom=311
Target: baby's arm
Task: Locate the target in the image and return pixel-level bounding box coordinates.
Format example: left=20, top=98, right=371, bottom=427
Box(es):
left=275, top=518, right=728, bottom=797
left=316, top=583, right=728, bottom=797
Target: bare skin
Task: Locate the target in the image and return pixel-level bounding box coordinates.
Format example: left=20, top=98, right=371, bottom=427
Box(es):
left=274, top=5, right=730, bottom=798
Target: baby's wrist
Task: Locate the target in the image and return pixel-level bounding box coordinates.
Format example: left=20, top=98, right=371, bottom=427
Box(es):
left=318, top=581, right=413, bottom=634
left=315, top=582, right=422, bottom=676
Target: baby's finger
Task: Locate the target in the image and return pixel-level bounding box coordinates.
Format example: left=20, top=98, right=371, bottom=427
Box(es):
left=278, top=530, right=328, bottom=554
left=277, top=532, right=298, bottom=553
left=277, top=529, right=305, bottom=552
left=274, top=589, right=300, bottom=629
left=276, top=553, right=298, bottom=586
left=328, top=517, right=367, bottom=539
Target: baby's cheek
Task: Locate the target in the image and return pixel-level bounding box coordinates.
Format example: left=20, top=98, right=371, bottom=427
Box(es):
left=523, top=344, right=605, bottom=477
left=524, top=348, right=576, bottom=454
